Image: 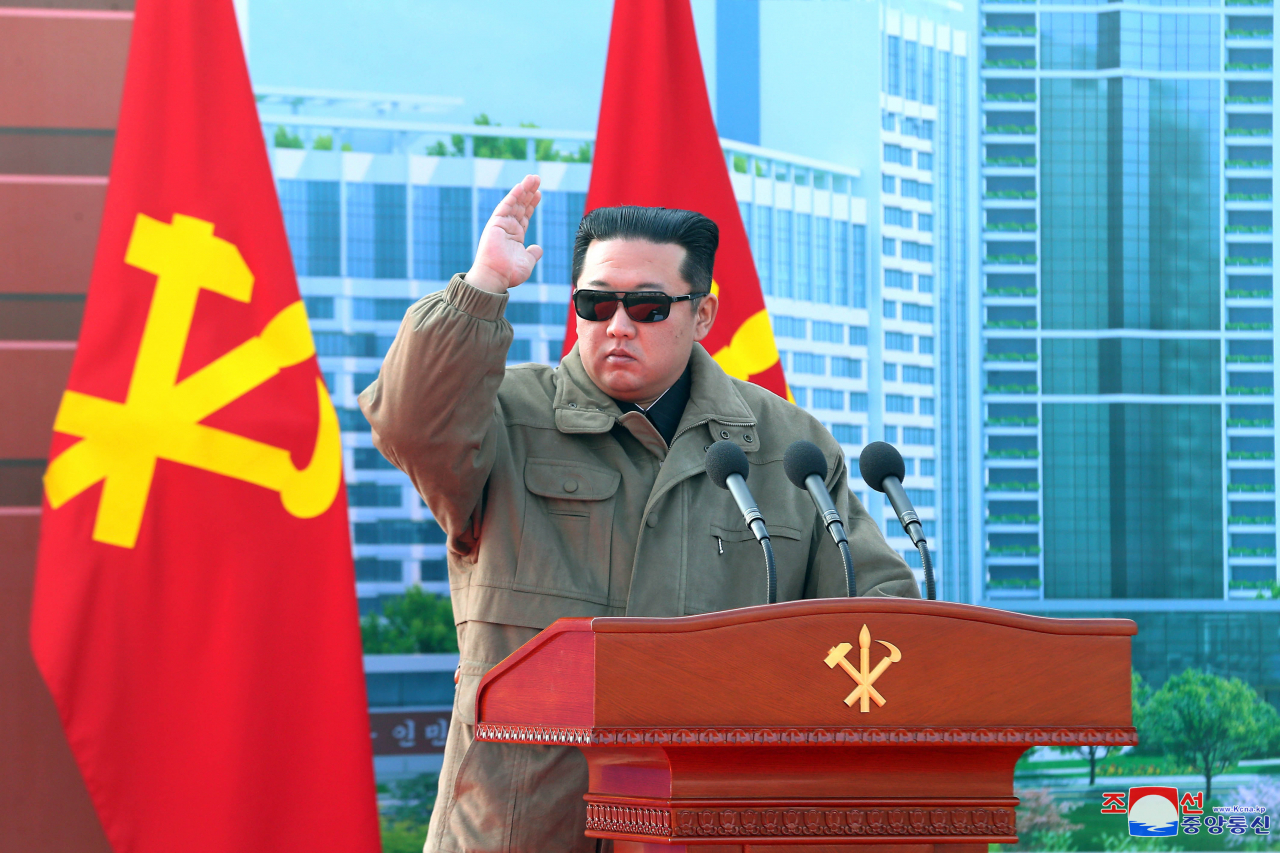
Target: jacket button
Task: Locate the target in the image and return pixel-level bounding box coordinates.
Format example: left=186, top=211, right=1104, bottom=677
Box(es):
left=563, top=479, right=579, bottom=493
left=720, top=430, right=729, bottom=439
left=647, top=514, right=659, bottom=527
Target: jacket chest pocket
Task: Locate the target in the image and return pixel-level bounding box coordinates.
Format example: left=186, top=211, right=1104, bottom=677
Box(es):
left=515, top=458, right=620, bottom=604
left=687, top=521, right=808, bottom=614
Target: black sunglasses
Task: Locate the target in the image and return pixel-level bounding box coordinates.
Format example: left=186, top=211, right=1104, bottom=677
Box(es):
left=572, top=289, right=704, bottom=323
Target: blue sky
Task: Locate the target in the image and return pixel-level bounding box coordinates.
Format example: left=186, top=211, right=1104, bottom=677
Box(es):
left=246, top=0, right=932, bottom=170
left=249, top=0, right=634, bottom=132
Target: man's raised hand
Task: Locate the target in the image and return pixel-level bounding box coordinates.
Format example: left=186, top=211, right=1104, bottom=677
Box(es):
left=466, top=174, right=544, bottom=293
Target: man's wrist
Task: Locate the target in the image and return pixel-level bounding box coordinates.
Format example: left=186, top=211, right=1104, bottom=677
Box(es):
left=464, top=264, right=509, bottom=294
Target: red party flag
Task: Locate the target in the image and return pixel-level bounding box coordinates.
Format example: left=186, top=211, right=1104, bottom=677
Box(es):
left=563, top=0, right=789, bottom=398
left=29, top=2, right=379, bottom=851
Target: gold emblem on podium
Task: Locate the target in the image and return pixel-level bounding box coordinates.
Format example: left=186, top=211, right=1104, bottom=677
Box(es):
left=825, top=624, right=902, bottom=712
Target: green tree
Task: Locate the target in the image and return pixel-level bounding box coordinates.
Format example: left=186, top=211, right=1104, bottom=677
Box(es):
left=273, top=126, right=303, bottom=149
left=433, top=114, right=591, bottom=162
left=378, top=770, right=439, bottom=851
left=1059, top=743, right=1111, bottom=786
left=1140, top=669, right=1280, bottom=801
left=360, top=587, right=459, bottom=654
left=312, top=134, right=334, bottom=150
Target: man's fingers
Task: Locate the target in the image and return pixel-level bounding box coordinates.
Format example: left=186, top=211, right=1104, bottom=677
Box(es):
left=527, top=245, right=543, bottom=263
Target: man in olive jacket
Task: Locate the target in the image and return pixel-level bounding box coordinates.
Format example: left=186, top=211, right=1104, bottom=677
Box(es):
left=359, top=175, right=920, bottom=853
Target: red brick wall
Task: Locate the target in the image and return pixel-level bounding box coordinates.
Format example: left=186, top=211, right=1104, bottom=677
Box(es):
left=0, top=3, right=130, bottom=849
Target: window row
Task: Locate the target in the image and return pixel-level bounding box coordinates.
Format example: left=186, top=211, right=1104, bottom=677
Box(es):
left=885, top=34, right=953, bottom=106
left=886, top=394, right=938, bottom=415
left=885, top=332, right=936, bottom=354
left=791, top=389, right=871, bottom=412
left=883, top=300, right=936, bottom=324
left=772, top=318, right=870, bottom=346
left=279, top=179, right=586, bottom=283
left=885, top=363, right=937, bottom=385
left=884, top=176, right=935, bottom=201
left=884, top=206, right=936, bottom=233
left=885, top=270, right=936, bottom=294
left=883, top=425, right=937, bottom=445
left=782, top=351, right=865, bottom=378
left=742, top=204, right=868, bottom=306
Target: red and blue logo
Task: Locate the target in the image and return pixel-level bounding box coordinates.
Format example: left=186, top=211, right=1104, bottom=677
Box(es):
left=1126, top=787, right=1180, bottom=837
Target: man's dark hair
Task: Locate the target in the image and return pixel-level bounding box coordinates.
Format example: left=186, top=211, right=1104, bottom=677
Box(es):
left=571, top=206, right=719, bottom=294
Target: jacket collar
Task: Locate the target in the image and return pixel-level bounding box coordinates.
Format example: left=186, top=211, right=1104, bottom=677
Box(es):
left=553, top=343, right=756, bottom=440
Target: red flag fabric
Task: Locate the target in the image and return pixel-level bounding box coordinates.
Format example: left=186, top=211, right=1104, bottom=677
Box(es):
left=563, top=0, right=789, bottom=398
left=29, top=2, right=380, bottom=852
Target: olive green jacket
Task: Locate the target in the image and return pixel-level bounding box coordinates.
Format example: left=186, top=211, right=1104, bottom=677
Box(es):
left=358, top=274, right=919, bottom=853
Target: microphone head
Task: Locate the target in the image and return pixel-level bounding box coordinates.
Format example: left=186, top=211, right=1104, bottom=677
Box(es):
left=783, top=440, right=828, bottom=489
left=859, top=441, right=906, bottom=493
left=705, top=439, right=750, bottom=490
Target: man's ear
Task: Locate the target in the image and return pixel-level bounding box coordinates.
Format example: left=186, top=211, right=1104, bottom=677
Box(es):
left=692, top=291, right=718, bottom=342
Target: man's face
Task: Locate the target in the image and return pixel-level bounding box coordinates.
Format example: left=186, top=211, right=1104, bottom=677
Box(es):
left=574, top=239, right=718, bottom=406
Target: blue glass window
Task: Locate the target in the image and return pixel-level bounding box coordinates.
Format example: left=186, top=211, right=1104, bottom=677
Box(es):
left=796, top=213, right=812, bottom=300
left=413, top=186, right=472, bottom=281
left=814, top=217, right=832, bottom=303
left=347, top=183, right=407, bottom=279
left=793, top=352, right=826, bottom=374
left=813, top=388, right=845, bottom=410
left=886, top=394, right=914, bottom=413
left=851, top=225, right=867, bottom=308
left=755, top=205, right=773, bottom=294
left=832, top=424, right=863, bottom=444
left=887, top=35, right=901, bottom=95
left=279, top=179, right=340, bottom=277
left=776, top=210, right=793, bottom=297
left=905, top=41, right=918, bottom=101
left=539, top=190, right=586, bottom=284
left=832, top=356, right=862, bottom=378
left=812, top=320, right=843, bottom=343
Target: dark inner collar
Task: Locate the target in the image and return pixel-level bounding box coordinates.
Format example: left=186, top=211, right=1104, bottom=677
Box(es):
left=613, top=360, right=693, bottom=447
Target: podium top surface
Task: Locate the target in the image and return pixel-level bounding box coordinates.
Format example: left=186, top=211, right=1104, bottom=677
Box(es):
left=475, top=599, right=1137, bottom=747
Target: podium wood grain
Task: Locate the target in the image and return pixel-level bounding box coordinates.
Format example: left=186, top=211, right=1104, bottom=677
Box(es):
left=476, top=599, right=1137, bottom=849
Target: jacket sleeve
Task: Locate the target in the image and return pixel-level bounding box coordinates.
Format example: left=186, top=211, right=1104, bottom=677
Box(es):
left=357, top=274, right=510, bottom=556
left=804, top=454, right=922, bottom=599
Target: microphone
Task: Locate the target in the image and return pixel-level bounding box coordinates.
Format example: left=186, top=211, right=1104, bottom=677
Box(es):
left=705, top=440, right=777, bottom=604
left=783, top=440, right=857, bottom=597
left=859, top=441, right=936, bottom=601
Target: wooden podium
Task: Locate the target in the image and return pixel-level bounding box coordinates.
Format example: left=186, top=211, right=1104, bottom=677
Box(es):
left=475, top=599, right=1137, bottom=852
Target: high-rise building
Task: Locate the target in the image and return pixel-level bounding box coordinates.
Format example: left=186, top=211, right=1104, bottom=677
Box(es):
left=876, top=7, right=979, bottom=601
left=978, top=0, right=1280, bottom=701
left=725, top=0, right=980, bottom=595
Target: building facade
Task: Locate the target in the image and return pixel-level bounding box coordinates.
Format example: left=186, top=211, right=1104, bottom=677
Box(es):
left=878, top=7, right=979, bottom=604
left=978, top=0, right=1280, bottom=701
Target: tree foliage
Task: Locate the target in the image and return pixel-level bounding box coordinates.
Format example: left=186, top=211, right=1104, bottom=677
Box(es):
left=273, top=126, right=304, bottom=149
left=360, top=587, right=459, bottom=654
left=425, top=114, right=591, bottom=162
left=1140, top=668, right=1280, bottom=800
left=1009, top=788, right=1082, bottom=852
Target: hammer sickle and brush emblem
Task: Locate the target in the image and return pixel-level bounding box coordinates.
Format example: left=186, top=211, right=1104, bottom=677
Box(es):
left=44, top=213, right=342, bottom=548
left=825, top=624, right=902, bottom=712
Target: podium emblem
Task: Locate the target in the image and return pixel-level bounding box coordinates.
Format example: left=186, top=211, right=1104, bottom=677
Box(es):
left=825, top=624, right=902, bottom=712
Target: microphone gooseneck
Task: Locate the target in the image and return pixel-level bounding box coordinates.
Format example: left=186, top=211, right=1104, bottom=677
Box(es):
left=783, top=440, right=857, bottom=597
left=859, top=441, right=936, bottom=601
left=706, top=440, right=776, bottom=604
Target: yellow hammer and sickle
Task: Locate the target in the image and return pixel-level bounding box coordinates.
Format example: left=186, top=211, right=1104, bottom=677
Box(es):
left=43, top=212, right=342, bottom=549
left=825, top=624, right=903, bottom=712
left=706, top=281, right=795, bottom=403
